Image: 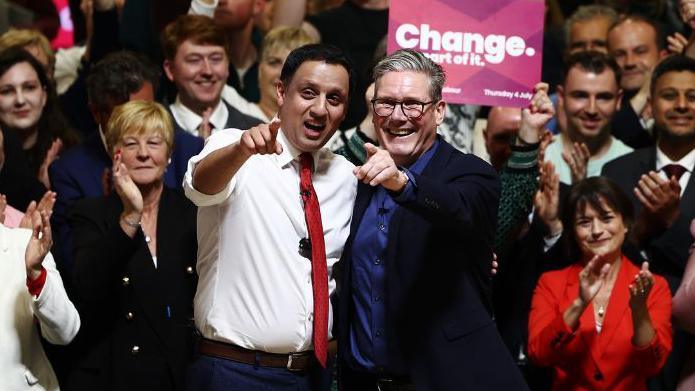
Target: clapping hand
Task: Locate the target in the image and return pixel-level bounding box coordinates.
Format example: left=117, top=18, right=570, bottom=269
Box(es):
left=534, top=161, right=562, bottom=235
left=667, top=32, right=689, bottom=54
left=24, top=209, right=52, bottom=280
left=634, top=171, right=681, bottom=229
left=579, top=255, right=611, bottom=305
left=629, top=262, right=654, bottom=311
left=112, top=150, right=143, bottom=216
left=19, top=191, right=56, bottom=229
left=38, top=138, right=63, bottom=189
left=353, top=143, right=407, bottom=192
left=562, top=142, right=590, bottom=184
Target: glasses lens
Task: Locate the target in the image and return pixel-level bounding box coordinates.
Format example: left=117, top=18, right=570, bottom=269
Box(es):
left=373, top=100, right=394, bottom=117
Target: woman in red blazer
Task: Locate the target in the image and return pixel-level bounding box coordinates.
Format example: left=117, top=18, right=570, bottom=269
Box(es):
left=528, top=177, right=672, bottom=391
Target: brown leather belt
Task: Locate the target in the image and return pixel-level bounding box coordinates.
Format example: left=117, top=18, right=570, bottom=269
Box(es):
left=197, top=338, right=316, bottom=372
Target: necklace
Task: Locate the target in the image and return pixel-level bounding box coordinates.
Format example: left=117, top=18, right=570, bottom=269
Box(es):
left=597, top=305, right=605, bottom=317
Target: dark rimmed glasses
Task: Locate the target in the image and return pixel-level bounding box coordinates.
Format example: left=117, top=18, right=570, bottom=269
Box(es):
left=371, top=98, right=436, bottom=120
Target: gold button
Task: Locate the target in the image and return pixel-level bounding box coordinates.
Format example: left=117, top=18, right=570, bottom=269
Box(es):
left=186, top=266, right=194, bottom=274
left=126, top=312, right=134, bottom=320
left=131, top=345, right=140, bottom=355
left=122, top=276, right=130, bottom=286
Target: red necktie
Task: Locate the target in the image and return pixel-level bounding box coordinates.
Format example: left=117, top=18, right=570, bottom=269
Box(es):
left=663, top=164, right=687, bottom=181
left=299, top=152, right=329, bottom=367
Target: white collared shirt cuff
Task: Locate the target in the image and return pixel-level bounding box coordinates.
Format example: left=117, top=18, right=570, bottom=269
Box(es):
left=184, top=129, right=241, bottom=206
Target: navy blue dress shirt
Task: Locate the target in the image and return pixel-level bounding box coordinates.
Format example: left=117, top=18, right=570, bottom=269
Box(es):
left=348, top=139, right=440, bottom=374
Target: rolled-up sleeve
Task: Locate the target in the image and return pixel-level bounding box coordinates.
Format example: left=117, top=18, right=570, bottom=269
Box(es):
left=183, top=129, right=242, bottom=207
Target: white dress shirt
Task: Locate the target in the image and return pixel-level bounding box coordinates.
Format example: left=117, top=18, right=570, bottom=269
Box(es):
left=656, top=146, right=695, bottom=197
left=184, top=128, right=356, bottom=353
left=0, top=225, right=80, bottom=391
left=169, top=96, right=228, bottom=137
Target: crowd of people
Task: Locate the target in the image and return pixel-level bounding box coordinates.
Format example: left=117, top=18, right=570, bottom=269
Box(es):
left=1, top=0, right=695, bottom=390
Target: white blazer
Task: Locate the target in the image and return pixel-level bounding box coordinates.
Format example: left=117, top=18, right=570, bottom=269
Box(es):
left=0, top=224, right=80, bottom=391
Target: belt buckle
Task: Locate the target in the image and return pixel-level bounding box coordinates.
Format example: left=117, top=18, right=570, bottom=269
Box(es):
left=286, top=353, right=301, bottom=372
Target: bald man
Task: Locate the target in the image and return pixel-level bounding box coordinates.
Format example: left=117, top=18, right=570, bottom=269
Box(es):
left=484, top=107, right=523, bottom=172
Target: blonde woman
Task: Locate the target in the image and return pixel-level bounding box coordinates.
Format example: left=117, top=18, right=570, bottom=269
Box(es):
left=68, top=100, right=198, bottom=390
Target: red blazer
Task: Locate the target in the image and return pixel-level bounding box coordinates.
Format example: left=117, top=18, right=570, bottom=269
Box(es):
left=528, top=256, right=672, bottom=391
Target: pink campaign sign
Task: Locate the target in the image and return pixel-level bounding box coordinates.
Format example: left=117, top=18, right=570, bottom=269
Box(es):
left=387, top=0, right=545, bottom=107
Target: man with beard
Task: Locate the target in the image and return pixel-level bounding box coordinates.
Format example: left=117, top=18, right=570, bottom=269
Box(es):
left=543, top=51, right=632, bottom=185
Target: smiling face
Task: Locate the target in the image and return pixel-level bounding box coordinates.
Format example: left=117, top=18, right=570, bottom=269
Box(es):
left=372, top=71, right=445, bottom=167
left=651, top=70, right=695, bottom=142
left=276, top=60, right=349, bottom=152
left=164, top=39, right=229, bottom=115
left=574, top=197, right=627, bottom=261
left=0, top=61, right=46, bottom=132
left=116, top=130, right=169, bottom=187
left=559, top=67, right=621, bottom=142
left=608, top=19, right=662, bottom=92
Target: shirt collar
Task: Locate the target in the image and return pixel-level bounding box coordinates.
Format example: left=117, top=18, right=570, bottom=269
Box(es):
left=407, top=137, right=440, bottom=175
left=170, top=96, right=228, bottom=133
left=656, top=145, right=695, bottom=173
left=275, top=128, right=323, bottom=171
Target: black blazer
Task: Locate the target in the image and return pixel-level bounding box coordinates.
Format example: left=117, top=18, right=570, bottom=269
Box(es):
left=67, top=188, right=198, bottom=391
left=602, top=147, right=695, bottom=291
left=338, top=140, right=529, bottom=390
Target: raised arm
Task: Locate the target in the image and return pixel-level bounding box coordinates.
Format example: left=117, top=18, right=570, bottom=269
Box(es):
left=192, top=120, right=283, bottom=195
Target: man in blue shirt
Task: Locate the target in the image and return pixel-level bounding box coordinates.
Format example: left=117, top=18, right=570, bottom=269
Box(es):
left=337, top=49, right=529, bottom=390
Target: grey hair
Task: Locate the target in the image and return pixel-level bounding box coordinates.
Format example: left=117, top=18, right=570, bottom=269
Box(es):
left=372, top=48, right=446, bottom=102
left=564, top=5, right=618, bottom=47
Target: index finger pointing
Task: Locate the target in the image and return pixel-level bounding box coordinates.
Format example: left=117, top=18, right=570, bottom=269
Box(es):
left=269, top=118, right=282, bottom=135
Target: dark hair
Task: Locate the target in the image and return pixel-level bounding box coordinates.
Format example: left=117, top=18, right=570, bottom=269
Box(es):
left=608, top=14, right=665, bottom=52
left=161, top=14, right=229, bottom=60
left=279, top=44, right=355, bottom=98
left=650, top=54, right=695, bottom=95
left=0, top=47, right=48, bottom=89
left=562, top=50, right=621, bottom=86
left=0, top=47, right=78, bottom=174
left=87, top=51, right=160, bottom=114
left=561, top=177, right=634, bottom=260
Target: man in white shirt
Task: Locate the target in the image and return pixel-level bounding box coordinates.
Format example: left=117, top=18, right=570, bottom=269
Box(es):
left=603, top=54, right=695, bottom=289
left=183, top=44, right=356, bottom=391
left=544, top=50, right=633, bottom=184
left=162, top=14, right=261, bottom=139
